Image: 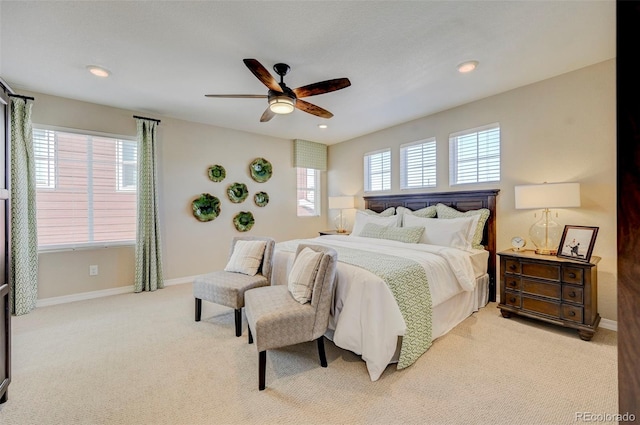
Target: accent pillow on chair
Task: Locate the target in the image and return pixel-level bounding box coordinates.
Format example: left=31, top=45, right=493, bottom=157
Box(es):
left=224, top=240, right=267, bottom=276
left=288, top=247, right=324, bottom=304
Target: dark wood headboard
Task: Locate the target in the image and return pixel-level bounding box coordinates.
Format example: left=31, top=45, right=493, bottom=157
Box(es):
left=364, top=189, right=500, bottom=302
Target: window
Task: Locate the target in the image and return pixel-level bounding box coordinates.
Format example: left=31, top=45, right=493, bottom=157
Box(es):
left=449, top=123, right=500, bottom=185
left=117, top=140, right=137, bottom=191
left=400, top=138, right=436, bottom=189
left=364, top=149, right=391, bottom=192
left=33, top=128, right=56, bottom=189
left=296, top=167, right=319, bottom=216
left=33, top=127, right=137, bottom=249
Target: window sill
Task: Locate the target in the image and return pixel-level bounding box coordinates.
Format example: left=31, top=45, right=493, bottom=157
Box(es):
left=38, top=242, right=135, bottom=254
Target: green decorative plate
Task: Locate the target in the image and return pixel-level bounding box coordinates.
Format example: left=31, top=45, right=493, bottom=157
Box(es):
left=227, top=182, right=248, bottom=203
left=233, top=211, right=255, bottom=232
left=249, top=157, right=273, bottom=183
left=208, top=164, right=226, bottom=182
left=254, top=191, right=269, bottom=207
left=192, top=193, right=221, bottom=222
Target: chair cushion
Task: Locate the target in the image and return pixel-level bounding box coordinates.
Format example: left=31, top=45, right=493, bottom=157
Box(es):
left=224, top=240, right=267, bottom=276
left=288, top=247, right=323, bottom=304
left=193, top=270, right=268, bottom=309
left=245, top=285, right=317, bottom=352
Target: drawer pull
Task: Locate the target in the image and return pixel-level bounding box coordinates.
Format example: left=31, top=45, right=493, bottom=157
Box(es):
left=508, top=281, right=517, bottom=287
left=569, top=291, right=576, bottom=298
left=509, top=297, right=516, bottom=303
left=509, top=265, right=517, bottom=271
left=569, top=311, right=576, bottom=317
left=568, top=272, right=577, bottom=278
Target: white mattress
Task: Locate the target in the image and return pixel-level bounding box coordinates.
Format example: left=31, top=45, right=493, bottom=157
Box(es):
left=273, top=235, right=489, bottom=381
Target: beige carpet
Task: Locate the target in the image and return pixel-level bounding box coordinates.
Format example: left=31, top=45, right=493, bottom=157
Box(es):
left=0, top=283, right=617, bottom=425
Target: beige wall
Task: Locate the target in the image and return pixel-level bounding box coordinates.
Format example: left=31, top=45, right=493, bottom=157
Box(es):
left=25, top=59, right=617, bottom=321
left=327, top=60, right=617, bottom=321
left=26, top=92, right=326, bottom=300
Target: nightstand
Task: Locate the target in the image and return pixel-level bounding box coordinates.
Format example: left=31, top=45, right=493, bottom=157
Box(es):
left=318, top=230, right=351, bottom=236
left=498, top=249, right=600, bottom=341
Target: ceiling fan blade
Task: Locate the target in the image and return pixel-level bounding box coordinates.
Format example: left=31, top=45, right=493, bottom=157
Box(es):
left=295, top=99, right=333, bottom=119
left=260, top=107, right=275, bottom=122
left=205, top=94, right=267, bottom=98
left=293, top=78, right=351, bottom=98
left=243, top=59, right=283, bottom=92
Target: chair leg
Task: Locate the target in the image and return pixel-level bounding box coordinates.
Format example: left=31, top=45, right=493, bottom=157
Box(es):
left=234, top=308, right=242, bottom=337
left=317, top=337, right=327, bottom=367
left=194, top=298, right=202, bottom=322
left=248, top=327, right=253, bottom=344
left=259, top=351, right=266, bottom=391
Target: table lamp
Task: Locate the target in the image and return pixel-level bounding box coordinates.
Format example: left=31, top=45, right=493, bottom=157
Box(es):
left=328, top=196, right=354, bottom=233
left=514, top=182, right=580, bottom=255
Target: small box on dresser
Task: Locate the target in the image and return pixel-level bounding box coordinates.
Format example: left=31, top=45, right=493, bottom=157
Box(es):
left=498, top=249, right=600, bottom=341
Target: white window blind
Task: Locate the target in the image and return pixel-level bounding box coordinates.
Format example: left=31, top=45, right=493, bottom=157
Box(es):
left=296, top=167, right=320, bottom=216
left=449, top=123, right=500, bottom=185
left=364, top=149, right=391, bottom=192
left=33, top=128, right=56, bottom=189
left=400, top=138, right=436, bottom=189
left=33, top=128, right=137, bottom=249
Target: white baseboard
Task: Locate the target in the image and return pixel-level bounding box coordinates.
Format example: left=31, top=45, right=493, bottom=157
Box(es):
left=599, top=318, right=617, bottom=332
left=36, top=275, right=200, bottom=307
left=35, top=278, right=619, bottom=333
left=36, top=286, right=134, bottom=308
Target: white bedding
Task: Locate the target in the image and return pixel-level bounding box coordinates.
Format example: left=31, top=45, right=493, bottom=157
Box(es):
left=273, top=235, right=489, bottom=381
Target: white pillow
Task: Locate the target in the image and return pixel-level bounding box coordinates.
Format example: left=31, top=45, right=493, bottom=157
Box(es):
left=224, top=240, right=267, bottom=276
left=288, top=247, right=323, bottom=304
left=350, top=210, right=400, bottom=236
left=403, top=214, right=477, bottom=250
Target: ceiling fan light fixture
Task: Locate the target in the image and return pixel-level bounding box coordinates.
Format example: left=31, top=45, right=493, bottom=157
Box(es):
left=269, top=95, right=295, bottom=114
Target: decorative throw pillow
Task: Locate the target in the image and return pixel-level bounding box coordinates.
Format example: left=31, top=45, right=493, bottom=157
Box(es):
left=359, top=222, right=424, bottom=244
left=403, top=214, right=476, bottom=250
left=435, top=203, right=490, bottom=249
left=397, top=206, right=437, bottom=225
left=224, top=240, right=267, bottom=276
left=363, top=207, right=395, bottom=217
left=288, top=247, right=323, bottom=304
left=350, top=210, right=401, bottom=236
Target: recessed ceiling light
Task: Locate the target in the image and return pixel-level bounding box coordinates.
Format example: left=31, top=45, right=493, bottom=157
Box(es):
left=457, top=60, right=479, bottom=74
left=318, top=124, right=328, bottom=129
left=86, top=65, right=111, bottom=78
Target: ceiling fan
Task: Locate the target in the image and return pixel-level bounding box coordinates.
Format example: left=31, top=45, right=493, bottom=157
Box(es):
left=205, top=59, right=351, bottom=122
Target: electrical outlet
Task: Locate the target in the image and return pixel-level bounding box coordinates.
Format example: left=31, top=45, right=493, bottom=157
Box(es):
left=89, top=265, right=98, bottom=276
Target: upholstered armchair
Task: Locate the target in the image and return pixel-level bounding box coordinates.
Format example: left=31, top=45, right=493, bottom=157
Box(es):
left=193, top=236, right=275, bottom=337
left=244, top=244, right=338, bottom=390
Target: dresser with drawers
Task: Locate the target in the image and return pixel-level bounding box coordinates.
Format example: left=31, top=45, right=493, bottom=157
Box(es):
left=498, top=249, right=600, bottom=341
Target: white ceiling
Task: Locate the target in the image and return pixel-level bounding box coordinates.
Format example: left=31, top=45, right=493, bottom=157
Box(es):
left=0, top=1, right=615, bottom=145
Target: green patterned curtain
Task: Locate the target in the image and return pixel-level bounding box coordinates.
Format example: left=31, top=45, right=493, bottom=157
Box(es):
left=134, top=118, right=164, bottom=292
left=9, top=97, right=38, bottom=315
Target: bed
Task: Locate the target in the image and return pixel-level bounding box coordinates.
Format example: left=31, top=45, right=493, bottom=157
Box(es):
left=272, top=189, right=499, bottom=381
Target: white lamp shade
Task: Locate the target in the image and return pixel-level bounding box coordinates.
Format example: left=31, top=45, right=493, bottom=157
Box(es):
left=514, top=182, right=580, bottom=209
left=328, top=196, right=354, bottom=210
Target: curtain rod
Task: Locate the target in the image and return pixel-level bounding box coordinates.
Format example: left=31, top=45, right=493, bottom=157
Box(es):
left=8, top=93, right=35, bottom=101
left=133, top=115, right=161, bottom=123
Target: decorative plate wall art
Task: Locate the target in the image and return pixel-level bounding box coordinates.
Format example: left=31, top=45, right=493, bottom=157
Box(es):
left=208, top=164, right=226, bottom=182
left=249, top=157, right=273, bottom=183
left=227, top=182, right=249, bottom=203
left=233, top=211, right=255, bottom=232
left=192, top=193, right=221, bottom=222
left=254, top=192, right=269, bottom=207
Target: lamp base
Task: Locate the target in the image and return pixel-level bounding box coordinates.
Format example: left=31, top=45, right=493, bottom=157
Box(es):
left=534, top=248, right=557, bottom=255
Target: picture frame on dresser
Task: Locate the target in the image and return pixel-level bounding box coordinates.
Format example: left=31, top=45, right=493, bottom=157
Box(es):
left=557, top=225, right=599, bottom=262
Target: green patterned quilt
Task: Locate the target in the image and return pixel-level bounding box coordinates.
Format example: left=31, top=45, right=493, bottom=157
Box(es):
left=327, top=245, right=433, bottom=369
